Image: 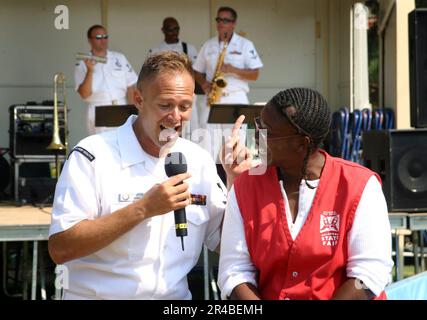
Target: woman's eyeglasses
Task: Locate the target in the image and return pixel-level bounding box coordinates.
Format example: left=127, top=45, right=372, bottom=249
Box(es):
left=253, top=117, right=301, bottom=141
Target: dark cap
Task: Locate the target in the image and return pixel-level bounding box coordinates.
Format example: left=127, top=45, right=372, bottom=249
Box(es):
left=270, top=88, right=331, bottom=146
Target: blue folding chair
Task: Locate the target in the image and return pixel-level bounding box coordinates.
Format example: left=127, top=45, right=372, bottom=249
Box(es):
left=373, top=109, right=384, bottom=130
left=361, top=108, right=372, bottom=132
left=331, top=107, right=350, bottom=159
left=340, top=107, right=351, bottom=160
left=384, top=108, right=395, bottom=129
left=350, top=109, right=363, bottom=163
left=359, top=108, right=372, bottom=166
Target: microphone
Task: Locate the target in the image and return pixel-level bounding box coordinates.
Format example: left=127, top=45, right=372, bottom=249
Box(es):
left=75, top=52, right=107, bottom=64
left=164, top=152, right=188, bottom=250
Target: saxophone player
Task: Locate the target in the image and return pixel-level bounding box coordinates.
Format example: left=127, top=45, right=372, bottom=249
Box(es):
left=193, top=6, right=263, bottom=180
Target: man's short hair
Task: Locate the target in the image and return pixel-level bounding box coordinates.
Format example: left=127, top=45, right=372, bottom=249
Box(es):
left=270, top=88, right=332, bottom=147
left=137, top=51, right=194, bottom=91
left=162, top=17, right=178, bottom=28
left=218, top=6, right=237, bottom=21
left=87, top=24, right=105, bottom=38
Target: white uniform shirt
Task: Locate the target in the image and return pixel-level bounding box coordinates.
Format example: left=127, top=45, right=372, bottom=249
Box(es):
left=193, top=32, right=263, bottom=96
left=218, top=176, right=394, bottom=299
left=49, top=115, right=227, bottom=300
left=149, top=41, right=198, bottom=64
left=74, top=50, right=138, bottom=135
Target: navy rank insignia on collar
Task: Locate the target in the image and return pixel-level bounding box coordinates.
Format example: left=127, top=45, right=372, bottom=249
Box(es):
left=67, top=146, right=95, bottom=162
left=190, top=194, right=207, bottom=206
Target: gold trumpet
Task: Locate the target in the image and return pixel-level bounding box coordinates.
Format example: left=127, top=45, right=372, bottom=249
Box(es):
left=47, top=72, right=69, bottom=180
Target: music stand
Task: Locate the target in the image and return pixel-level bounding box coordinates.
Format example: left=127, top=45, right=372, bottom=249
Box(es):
left=207, top=104, right=264, bottom=124
left=95, top=105, right=138, bottom=127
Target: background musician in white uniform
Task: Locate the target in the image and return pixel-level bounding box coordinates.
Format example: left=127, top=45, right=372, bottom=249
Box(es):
left=75, top=24, right=138, bottom=135
left=193, top=6, right=263, bottom=175
left=149, top=17, right=201, bottom=138
left=148, top=17, right=198, bottom=64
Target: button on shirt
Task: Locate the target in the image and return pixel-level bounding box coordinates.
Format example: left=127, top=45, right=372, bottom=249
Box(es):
left=49, top=115, right=227, bottom=299
left=193, top=32, right=263, bottom=95
left=74, top=50, right=138, bottom=135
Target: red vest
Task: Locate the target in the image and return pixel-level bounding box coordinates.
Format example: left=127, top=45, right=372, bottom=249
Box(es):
left=234, top=150, right=383, bottom=300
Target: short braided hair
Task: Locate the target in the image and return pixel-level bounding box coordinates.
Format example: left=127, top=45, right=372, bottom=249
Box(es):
left=270, top=88, right=331, bottom=189
left=270, top=88, right=331, bottom=147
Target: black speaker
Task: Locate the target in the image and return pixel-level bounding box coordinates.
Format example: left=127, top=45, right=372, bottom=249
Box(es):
left=13, top=162, right=56, bottom=205
left=18, top=177, right=56, bottom=205
left=363, top=129, right=427, bottom=212
left=0, top=152, right=11, bottom=196
left=9, top=104, right=66, bottom=157
left=409, top=9, right=427, bottom=128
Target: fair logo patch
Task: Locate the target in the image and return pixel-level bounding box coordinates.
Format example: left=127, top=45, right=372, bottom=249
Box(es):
left=320, top=211, right=340, bottom=246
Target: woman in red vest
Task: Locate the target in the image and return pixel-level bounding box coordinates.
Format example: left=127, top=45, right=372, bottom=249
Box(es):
left=218, top=88, right=393, bottom=300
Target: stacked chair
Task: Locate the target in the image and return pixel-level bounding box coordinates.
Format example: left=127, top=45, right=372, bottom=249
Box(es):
left=329, top=107, right=395, bottom=164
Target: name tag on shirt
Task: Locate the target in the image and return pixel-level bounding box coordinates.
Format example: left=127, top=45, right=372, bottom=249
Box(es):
left=118, top=193, right=144, bottom=202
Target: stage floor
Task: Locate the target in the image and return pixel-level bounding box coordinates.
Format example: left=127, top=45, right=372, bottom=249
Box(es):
left=0, top=204, right=51, bottom=226
left=0, top=204, right=51, bottom=242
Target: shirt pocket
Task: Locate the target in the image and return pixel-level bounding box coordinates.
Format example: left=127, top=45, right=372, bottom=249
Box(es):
left=186, top=205, right=209, bottom=226
left=111, top=69, right=125, bottom=78
left=226, top=53, right=245, bottom=68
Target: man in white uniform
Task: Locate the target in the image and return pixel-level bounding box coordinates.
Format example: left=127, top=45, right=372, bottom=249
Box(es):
left=148, top=17, right=198, bottom=64
left=193, top=6, right=263, bottom=170
left=49, top=51, right=227, bottom=299
left=149, top=17, right=201, bottom=138
left=75, top=25, right=138, bottom=135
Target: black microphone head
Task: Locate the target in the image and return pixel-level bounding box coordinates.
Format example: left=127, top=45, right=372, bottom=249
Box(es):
left=164, top=152, right=187, bottom=177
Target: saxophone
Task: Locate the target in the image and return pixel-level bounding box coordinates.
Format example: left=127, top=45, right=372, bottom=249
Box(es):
left=207, top=38, right=229, bottom=106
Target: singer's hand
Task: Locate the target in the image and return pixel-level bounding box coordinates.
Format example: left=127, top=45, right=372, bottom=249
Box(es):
left=137, top=172, right=192, bottom=219
left=84, top=58, right=96, bottom=73
left=220, top=115, right=253, bottom=190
